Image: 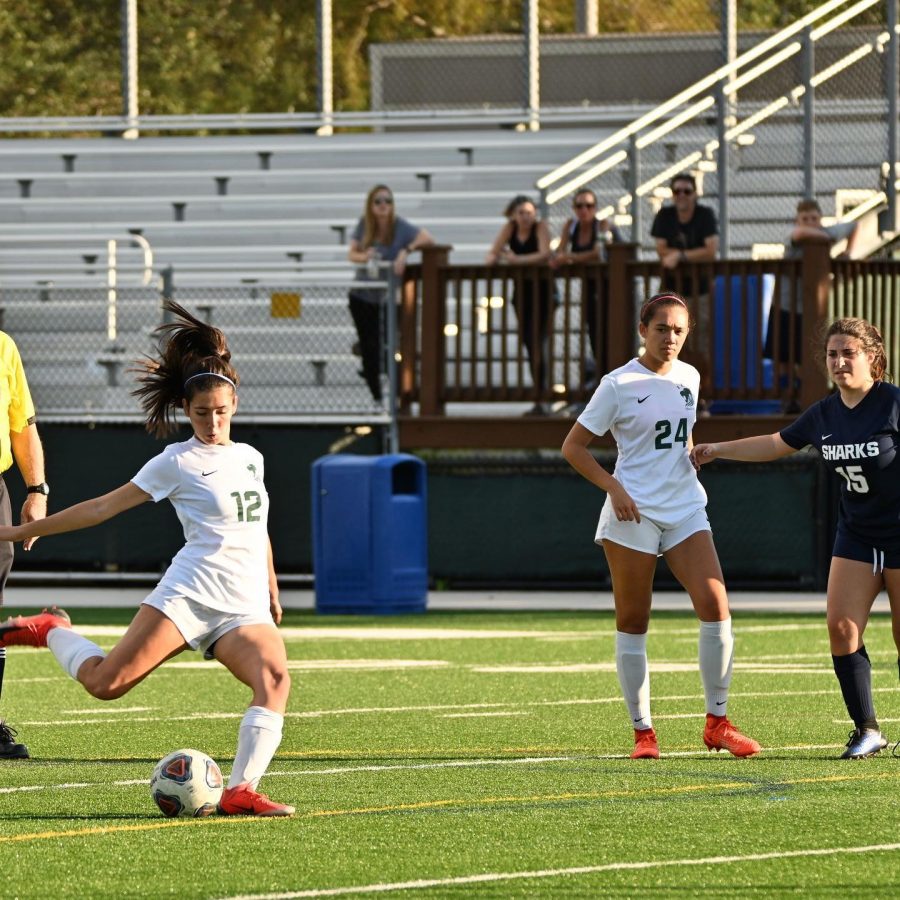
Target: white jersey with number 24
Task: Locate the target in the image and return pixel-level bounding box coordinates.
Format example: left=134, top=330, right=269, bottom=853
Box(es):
left=577, top=357, right=706, bottom=527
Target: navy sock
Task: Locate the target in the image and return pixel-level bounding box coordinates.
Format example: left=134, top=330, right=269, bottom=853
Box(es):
left=832, top=647, right=878, bottom=731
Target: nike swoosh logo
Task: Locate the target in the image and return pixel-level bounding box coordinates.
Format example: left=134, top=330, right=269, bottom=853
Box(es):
left=715, top=700, right=726, bottom=706
left=821, top=434, right=832, bottom=441
left=201, top=470, right=217, bottom=477
left=637, top=395, right=651, bottom=403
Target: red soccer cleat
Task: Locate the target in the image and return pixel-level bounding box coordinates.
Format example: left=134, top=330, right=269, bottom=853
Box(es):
left=630, top=727, right=660, bottom=759
left=0, top=607, right=70, bottom=648
left=217, top=782, right=295, bottom=817
left=703, top=714, right=761, bottom=758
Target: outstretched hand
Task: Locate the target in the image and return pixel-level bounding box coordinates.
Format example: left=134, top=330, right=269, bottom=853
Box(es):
left=689, top=443, right=719, bottom=470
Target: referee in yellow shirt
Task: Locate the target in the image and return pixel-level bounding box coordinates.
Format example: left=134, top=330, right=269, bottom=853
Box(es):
left=0, top=331, right=48, bottom=759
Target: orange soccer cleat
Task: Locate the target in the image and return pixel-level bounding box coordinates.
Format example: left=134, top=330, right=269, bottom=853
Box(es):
left=703, top=714, right=761, bottom=758
left=630, top=727, right=660, bottom=759
left=0, top=607, right=70, bottom=649
left=217, top=782, right=295, bottom=817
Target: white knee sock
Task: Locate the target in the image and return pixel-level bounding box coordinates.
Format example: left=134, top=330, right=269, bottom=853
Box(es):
left=616, top=631, right=651, bottom=730
left=699, top=618, right=734, bottom=715
left=46, top=628, right=105, bottom=681
left=228, top=705, right=284, bottom=790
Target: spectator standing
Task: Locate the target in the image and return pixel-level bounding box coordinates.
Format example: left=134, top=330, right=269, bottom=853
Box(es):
left=651, top=173, right=718, bottom=414
left=552, top=188, right=623, bottom=389
left=0, top=331, right=48, bottom=760
left=486, top=195, right=553, bottom=415
left=692, top=317, right=898, bottom=760
left=765, top=198, right=860, bottom=376
left=347, top=185, right=434, bottom=409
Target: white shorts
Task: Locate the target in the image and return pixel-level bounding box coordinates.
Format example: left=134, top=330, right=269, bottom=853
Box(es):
left=595, top=501, right=710, bottom=556
left=142, top=593, right=275, bottom=660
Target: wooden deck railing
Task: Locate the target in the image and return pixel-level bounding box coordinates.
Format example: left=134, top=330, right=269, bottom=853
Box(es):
left=396, top=238, right=899, bottom=448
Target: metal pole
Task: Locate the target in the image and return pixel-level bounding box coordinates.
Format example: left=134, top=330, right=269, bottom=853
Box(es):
left=121, top=0, right=139, bottom=139
left=887, top=0, right=898, bottom=230
left=316, top=0, right=334, bottom=136
left=524, top=0, right=540, bottom=131
left=628, top=134, right=642, bottom=257
left=575, top=0, right=598, bottom=35
left=802, top=26, right=816, bottom=200
left=721, top=0, right=737, bottom=116
left=385, top=269, right=399, bottom=454
left=717, top=83, right=730, bottom=258
left=161, top=266, right=176, bottom=323
left=107, top=239, right=118, bottom=345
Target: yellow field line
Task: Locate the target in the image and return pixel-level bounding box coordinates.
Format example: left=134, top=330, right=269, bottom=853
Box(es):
left=4, top=771, right=898, bottom=845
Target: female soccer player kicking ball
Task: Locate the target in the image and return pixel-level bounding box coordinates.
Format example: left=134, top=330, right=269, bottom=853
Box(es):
left=562, top=292, right=761, bottom=760
left=692, top=317, right=900, bottom=759
left=0, top=300, right=294, bottom=814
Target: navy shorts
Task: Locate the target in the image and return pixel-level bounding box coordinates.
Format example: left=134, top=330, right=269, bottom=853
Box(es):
left=833, top=527, right=900, bottom=572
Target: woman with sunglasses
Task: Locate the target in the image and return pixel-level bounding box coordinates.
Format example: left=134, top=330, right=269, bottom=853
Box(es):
left=348, top=185, right=434, bottom=408
left=486, top=194, right=553, bottom=415
left=692, top=317, right=900, bottom=760
left=552, top=188, right=622, bottom=389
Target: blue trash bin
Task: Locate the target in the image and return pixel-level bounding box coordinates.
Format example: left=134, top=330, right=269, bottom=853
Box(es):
left=311, top=453, right=428, bottom=614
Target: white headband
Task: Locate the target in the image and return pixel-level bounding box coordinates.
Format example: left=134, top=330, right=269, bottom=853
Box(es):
left=183, top=372, right=236, bottom=390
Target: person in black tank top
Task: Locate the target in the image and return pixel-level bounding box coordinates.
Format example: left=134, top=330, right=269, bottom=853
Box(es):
left=486, top=195, right=553, bottom=414
left=552, top=189, right=623, bottom=391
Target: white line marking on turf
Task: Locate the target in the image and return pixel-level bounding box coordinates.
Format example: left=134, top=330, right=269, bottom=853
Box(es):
left=472, top=662, right=833, bottom=674
left=16, top=685, right=899, bottom=728
left=61, top=707, right=153, bottom=715
left=220, top=842, right=900, bottom=899
left=166, top=659, right=451, bottom=672
left=439, top=711, right=528, bottom=718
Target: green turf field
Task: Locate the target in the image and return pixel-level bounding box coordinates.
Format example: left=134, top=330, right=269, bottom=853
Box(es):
left=2, top=606, right=900, bottom=898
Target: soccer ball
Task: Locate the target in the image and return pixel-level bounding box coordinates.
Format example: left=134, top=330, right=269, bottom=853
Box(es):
left=150, top=749, right=224, bottom=818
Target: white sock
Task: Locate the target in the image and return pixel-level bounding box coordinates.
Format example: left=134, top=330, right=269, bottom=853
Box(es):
left=699, top=618, right=734, bottom=715
left=228, top=705, right=284, bottom=790
left=46, top=628, right=105, bottom=681
left=616, top=631, right=651, bottom=730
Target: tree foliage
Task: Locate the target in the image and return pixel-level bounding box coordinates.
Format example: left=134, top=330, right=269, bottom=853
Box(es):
left=0, top=1, right=850, bottom=118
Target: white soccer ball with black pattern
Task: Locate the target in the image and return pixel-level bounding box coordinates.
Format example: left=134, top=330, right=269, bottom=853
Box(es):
left=150, top=748, right=224, bottom=818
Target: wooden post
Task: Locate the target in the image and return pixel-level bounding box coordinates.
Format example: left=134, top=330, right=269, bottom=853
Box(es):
left=798, top=236, right=832, bottom=410
left=419, top=245, right=451, bottom=416
left=605, top=242, right=638, bottom=372
left=398, top=271, right=418, bottom=413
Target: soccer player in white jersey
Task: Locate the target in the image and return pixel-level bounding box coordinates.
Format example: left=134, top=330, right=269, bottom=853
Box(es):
left=693, top=317, right=900, bottom=759
left=562, top=292, right=761, bottom=760
left=0, top=300, right=294, bottom=815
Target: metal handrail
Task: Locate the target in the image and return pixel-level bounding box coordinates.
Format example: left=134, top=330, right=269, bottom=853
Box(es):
left=535, top=0, right=880, bottom=206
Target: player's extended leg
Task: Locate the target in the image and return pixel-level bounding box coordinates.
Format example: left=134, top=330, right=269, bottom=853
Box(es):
left=602, top=540, right=658, bottom=759
left=664, top=530, right=760, bottom=757
left=212, top=624, right=294, bottom=816
left=827, top=556, right=887, bottom=759
left=42, top=604, right=187, bottom=701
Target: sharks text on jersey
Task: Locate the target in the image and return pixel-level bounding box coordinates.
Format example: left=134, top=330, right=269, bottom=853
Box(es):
left=820, top=441, right=880, bottom=461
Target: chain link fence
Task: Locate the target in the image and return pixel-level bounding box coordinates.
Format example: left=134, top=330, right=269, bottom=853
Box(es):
left=0, top=279, right=393, bottom=423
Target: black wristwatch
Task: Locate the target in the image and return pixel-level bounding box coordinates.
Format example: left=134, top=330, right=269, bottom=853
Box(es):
left=26, top=482, right=50, bottom=496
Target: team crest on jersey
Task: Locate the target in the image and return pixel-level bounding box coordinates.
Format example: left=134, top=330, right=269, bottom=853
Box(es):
left=247, top=463, right=260, bottom=481
left=677, top=386, right=695, bottom=408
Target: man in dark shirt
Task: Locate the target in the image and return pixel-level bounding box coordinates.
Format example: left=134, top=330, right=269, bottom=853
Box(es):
left=651, top=173, right=719, bottom=413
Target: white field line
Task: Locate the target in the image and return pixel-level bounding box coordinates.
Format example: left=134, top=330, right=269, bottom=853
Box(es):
left=0, top=742, right=872, bottom=798
left=220, top=842, right=900, bottom=900
left=14, top=685, right=899, bottom=728
left=439, top=711, right=528, bottom=718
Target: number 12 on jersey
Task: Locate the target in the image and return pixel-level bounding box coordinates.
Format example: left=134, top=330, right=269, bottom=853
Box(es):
left=654, top=418, right=688, bottom=450
left=231, top=490, right=262, bottom=521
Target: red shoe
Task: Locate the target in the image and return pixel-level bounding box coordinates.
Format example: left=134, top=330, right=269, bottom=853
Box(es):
left=703, top=714, right=761, bottom=757
left=630, top=727, right=660, bottom=759
left=217, top=782, right=295, bottom=817
left=0, top=607, right=70, bottom=648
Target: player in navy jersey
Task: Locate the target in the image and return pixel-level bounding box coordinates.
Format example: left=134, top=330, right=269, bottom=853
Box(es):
left=562, top=292, right=761, bottom=760
left=692, top=317, right=900, bottom=759
left=0, top=301, right=294, bottom=814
